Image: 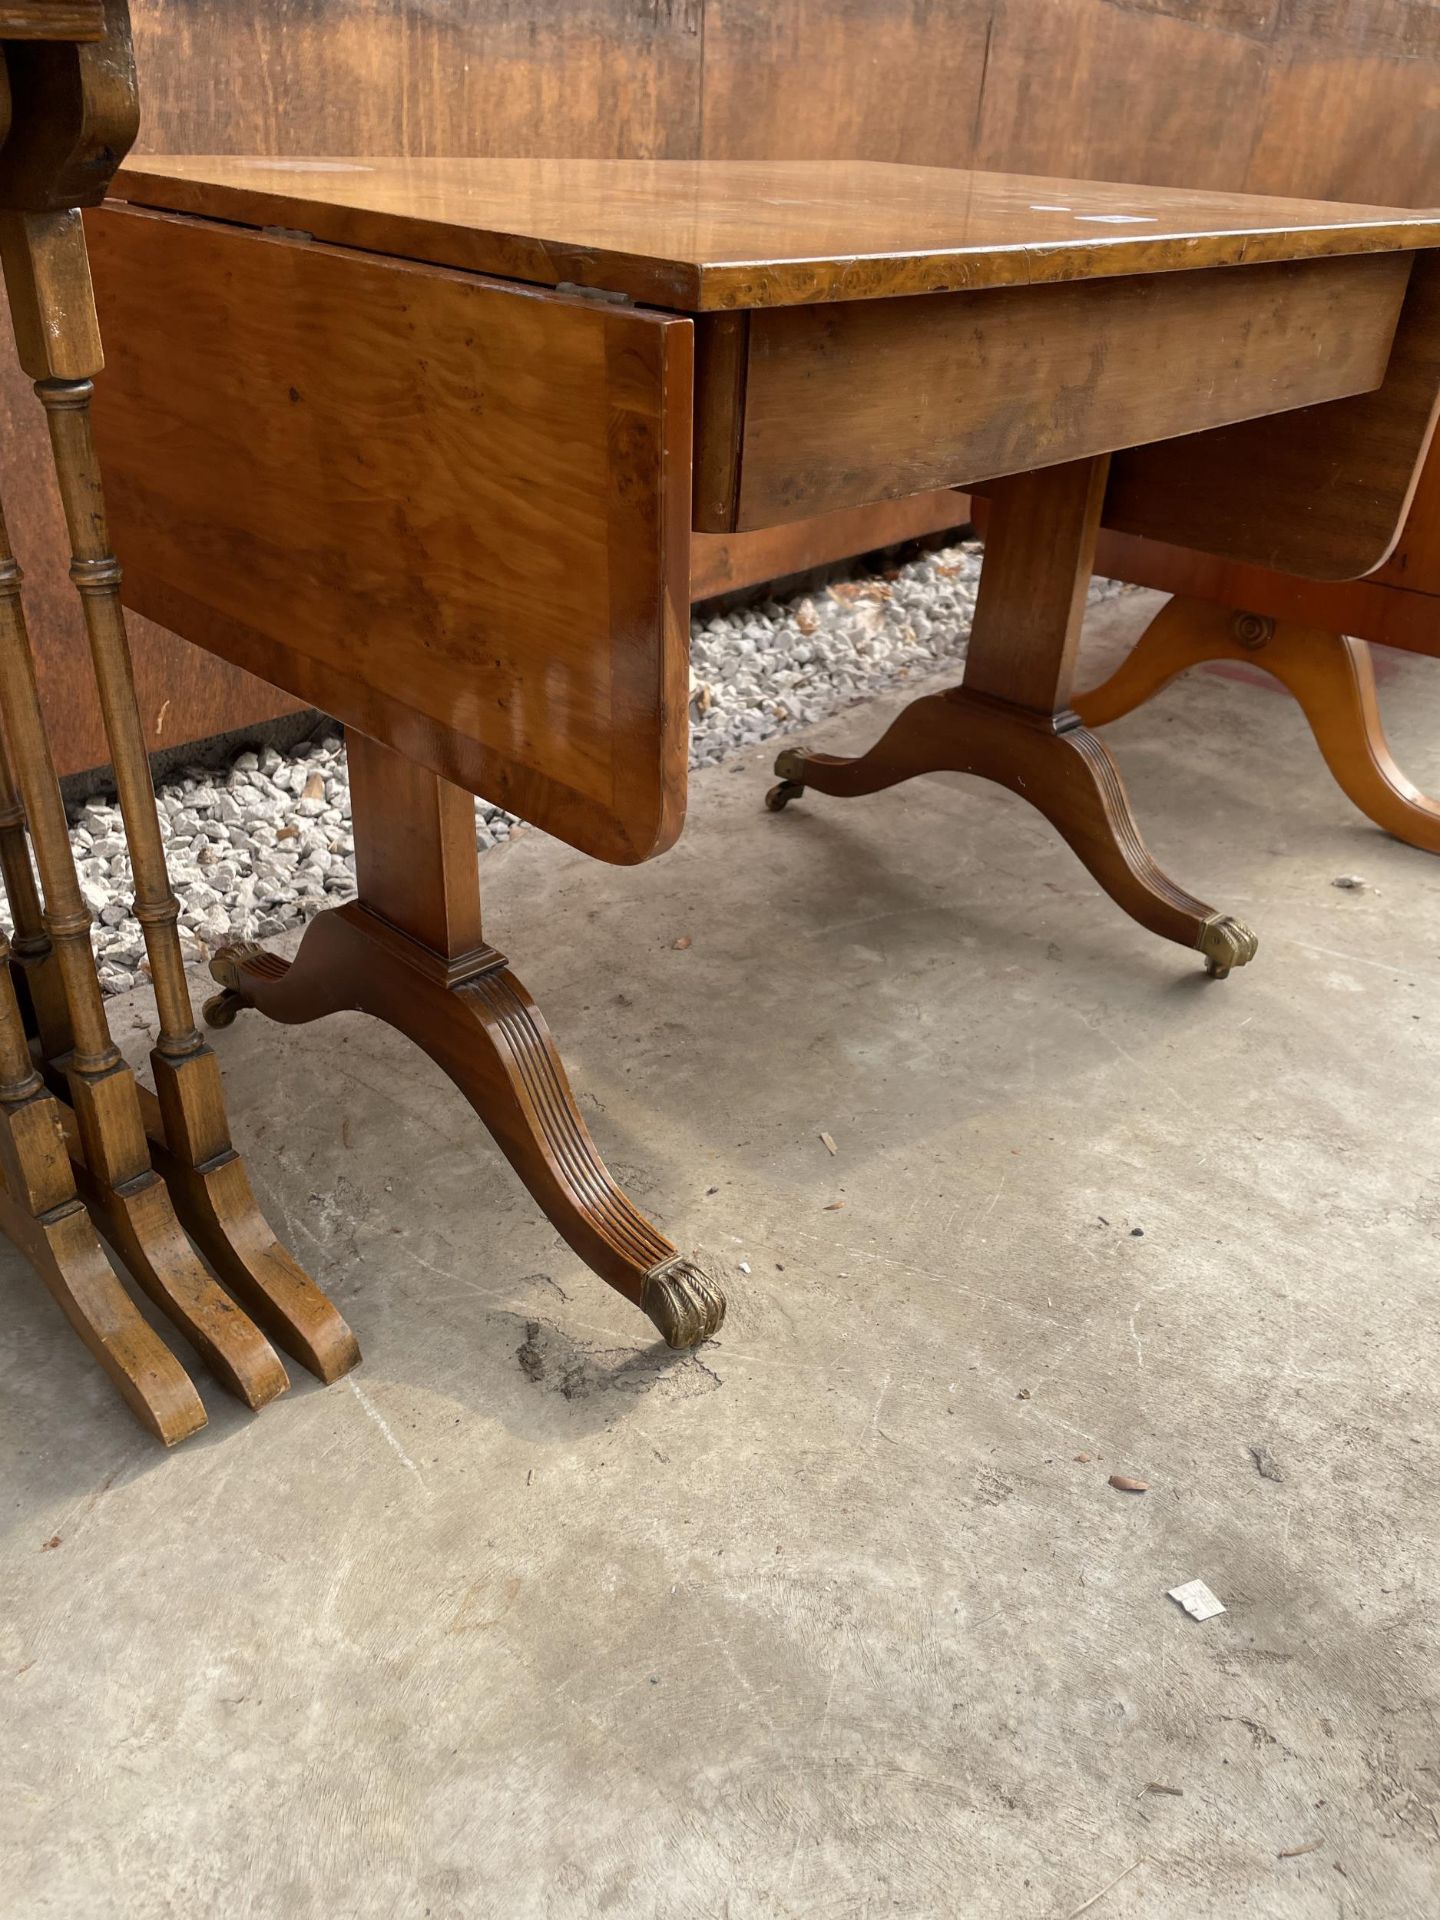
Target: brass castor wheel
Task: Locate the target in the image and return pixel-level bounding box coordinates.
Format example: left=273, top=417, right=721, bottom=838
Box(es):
left=765, top=779, right=805, bottom=813
left=1196, top=913, right=1259, bottom=981
left=202, top=988, right=247, bottom=1029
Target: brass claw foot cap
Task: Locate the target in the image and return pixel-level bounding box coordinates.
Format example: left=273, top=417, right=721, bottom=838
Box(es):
left=209, top=940, right=267, bottom=991
left=640, top=1256, right=727, bottom=1349
left=1197, top=914, right=1259, bottom=979
left=767, top=748, right=807, bottom=811
left=204, top=941, right=270, bottom=1025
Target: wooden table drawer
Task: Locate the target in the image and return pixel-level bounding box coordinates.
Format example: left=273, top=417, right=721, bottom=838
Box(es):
left=694, top=251, right=1412, bottom=532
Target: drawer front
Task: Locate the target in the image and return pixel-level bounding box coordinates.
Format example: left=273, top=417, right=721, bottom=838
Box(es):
left=87, top=205, right=693, bottom=866
left=696, top=251, right=1411, bottom=533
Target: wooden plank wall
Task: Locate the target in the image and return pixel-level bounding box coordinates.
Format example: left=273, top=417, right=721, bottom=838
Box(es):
left=8, top=0, right=1440, bottom=771
left=126, top=1, right=1440, bottom=202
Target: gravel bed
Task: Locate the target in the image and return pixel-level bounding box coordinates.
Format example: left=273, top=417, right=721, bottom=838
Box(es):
left=16, top=540, right=1130, bottom=993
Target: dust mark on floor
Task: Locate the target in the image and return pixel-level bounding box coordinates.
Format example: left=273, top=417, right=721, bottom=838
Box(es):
left=516, top=1318, right=722, bottom=1402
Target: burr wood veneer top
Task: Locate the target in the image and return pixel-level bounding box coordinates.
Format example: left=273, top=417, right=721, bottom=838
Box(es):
left=113, top=156, right=1440, bottom=311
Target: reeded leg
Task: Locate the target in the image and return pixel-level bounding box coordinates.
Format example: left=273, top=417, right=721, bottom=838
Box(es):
left=49, top=1069, right=292, bottom=1408
left=139, top=1061, right=361, bottom=1383
left=770, top=696, right=1256, bottom=975
left=768, top=459, right=1257, bottom=974
left=0, top=929, right=205, bottom=1445
left=1076, top=595, right=1440, bottom=854
left=206, top=735, right=726, bottom=1350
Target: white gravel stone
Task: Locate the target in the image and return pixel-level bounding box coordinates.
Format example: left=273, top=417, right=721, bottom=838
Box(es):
left=0, top=541, right=1130, bottom=992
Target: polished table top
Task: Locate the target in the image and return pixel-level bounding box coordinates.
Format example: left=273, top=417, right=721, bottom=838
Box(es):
left=113, top=157, right=1440, bottom=311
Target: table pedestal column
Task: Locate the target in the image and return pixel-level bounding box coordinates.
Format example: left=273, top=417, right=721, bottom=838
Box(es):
left=766, top=455, right=1259, bottom=978
left=206, top=731, right=726, bottom=1351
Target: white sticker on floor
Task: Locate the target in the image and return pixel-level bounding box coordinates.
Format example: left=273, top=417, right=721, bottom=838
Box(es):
left=1168, top=1579, right=1226, bottom=1621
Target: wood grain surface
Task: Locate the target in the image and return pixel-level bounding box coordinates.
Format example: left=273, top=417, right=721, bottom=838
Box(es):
left=0, top=3, right=103, bottom=40
left=1074, top=594, right=1440, bottom=854
left=721, top=253, right=1410, bottom=529
left=697, top=0, right=995, bottom=168
left=129, top=0, right=704, bottom=163
left=0, top=1, right=137, bottom=214
left=0, top=304, right=303, bottom=776
left=87, top=205, right=693, bottom=866
left=1373, top=425, right=1440, bottom=595
left=767, top=453, right=1257, bottom=973
left=690, top=491, right=967, bottom=601
left=1093, top=525, right=1440, bottom=662
left=114, top=3, right=1440, bottom=209
left=963, top=455, right=1110, bottom=711
left=111, top=156, right=1440, bottom=312
left=1105, top=252, right=1440, bottom=581
left=20, top=1, right=1440, bottom=768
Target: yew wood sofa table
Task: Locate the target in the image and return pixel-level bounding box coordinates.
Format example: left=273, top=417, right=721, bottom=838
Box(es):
left=83, top=159, right=1440, bottom=1347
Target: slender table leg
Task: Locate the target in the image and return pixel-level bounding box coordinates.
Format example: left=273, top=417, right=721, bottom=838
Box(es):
left=0, top=208, right=359, bottom=1386
left=0, top=473, right=287, bottom=1408
left=205, top=733, right=726, bottom=1350
left=1076, top=595, right=1440, bottom=855
left=766, top=455, right=1259, bottom=977
left=0, top=731, right=190, bottom=1426
left=0, top=711, right=70, bottom=1056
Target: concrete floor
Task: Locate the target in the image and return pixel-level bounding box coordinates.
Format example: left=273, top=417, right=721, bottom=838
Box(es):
left=3, top=591, right=1439, bottom=1919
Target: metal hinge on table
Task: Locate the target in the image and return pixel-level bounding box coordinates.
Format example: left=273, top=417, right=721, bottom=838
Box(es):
left=556, top=281, right=633, bottom=305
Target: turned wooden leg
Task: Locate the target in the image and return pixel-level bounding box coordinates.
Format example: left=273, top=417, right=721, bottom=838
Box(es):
left=1076, top=595, right=1440, bottom=855
left=0, top=475, right=287, bottom=1412
left=768, top=457, right=1258, bottom=975
left=205, top=734, right=725, bottom=1350
left=0, top=208, right=358, bottom=1389
left=0, top=716, right=71, bottom=1058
